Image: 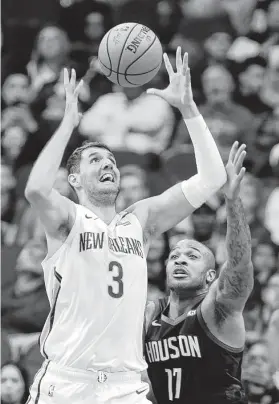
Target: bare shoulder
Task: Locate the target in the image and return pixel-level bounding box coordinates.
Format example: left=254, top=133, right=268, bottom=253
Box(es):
left=200, top=282, right=246, bottom=349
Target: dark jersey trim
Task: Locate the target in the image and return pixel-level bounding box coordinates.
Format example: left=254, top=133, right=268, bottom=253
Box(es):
left=41, top=268, right=62, bottom=359
left=34, top=361, right=50, bottom=404
left=197, top=305, right=244, bottom=353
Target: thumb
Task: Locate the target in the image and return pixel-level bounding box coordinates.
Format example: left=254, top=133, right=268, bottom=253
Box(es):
left=146, top=88, right=166, bottom=99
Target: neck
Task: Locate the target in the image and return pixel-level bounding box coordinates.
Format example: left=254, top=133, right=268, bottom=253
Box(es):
left=169, top=289, right=207, bottom=320
left=79, top=195, right=117, bottom=225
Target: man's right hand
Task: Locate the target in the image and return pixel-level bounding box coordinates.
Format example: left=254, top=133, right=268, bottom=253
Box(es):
left=63, top=68, right=83, bottom=128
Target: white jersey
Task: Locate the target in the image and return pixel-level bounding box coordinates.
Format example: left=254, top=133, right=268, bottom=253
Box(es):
left=40, top=203, right=148, bottom=372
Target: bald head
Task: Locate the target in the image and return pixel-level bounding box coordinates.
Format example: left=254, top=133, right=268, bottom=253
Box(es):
left=173, top=239, right=216, bottom=271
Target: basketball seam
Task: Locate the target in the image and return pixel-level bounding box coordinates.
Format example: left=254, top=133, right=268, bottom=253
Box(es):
left=106, top=29, right=113, bottom=78
left=123, top=63, right=161, bottom=85
left=116, top=23, right=139, bottom=85
left=124, top=34, right=158, bottom=78
left=98, top=58, right=161, bottom=76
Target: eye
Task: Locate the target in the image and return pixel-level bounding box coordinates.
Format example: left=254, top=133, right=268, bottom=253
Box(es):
left=170, top=254, right=178, bottom=260
left=189, top=254, right=197, bottom=259
left=91, top=157, right=100, bottom=163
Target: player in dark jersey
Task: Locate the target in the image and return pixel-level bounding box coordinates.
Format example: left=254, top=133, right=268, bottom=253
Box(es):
left=145, top=142, right=253, bottom=404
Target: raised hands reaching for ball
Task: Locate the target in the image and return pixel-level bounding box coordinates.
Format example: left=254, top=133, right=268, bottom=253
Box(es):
left=63, top=68, right=83, bottom=129
left=147, top=46, right=196, bottom=115
left=222, top=141, right=247, bottom=200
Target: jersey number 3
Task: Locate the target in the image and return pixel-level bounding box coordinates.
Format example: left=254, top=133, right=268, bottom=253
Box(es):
left=108, top=261, right=123, bottom=298
left=165, top=368, right=182, bottom=401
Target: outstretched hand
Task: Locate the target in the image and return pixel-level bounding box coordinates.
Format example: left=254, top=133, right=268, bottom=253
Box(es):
left=146, top=47, right=195, bottom=113
left=63, top=68, right=83, bottom=128
left=222, top=141, right=247, bottom=200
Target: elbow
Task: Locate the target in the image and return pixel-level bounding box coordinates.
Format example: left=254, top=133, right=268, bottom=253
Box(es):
left=25, top=185, right=49, bottom=202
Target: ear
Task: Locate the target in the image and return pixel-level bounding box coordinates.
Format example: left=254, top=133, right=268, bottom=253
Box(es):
left=206, top=269, right=216, bottom=284
left=68, top=173, right=81, bottom=189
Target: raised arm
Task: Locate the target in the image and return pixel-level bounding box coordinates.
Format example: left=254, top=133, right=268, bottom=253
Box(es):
left=25, top=69, right=83, bottom=239
left=128, top=48, right=227, bottom=239
left=215, top=143, right=254, bottom=313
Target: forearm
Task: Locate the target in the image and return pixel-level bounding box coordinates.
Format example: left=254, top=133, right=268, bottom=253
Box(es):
left=180, top=103, right=227, bottom=208
left=25, top=117, right=74, bottom=197
left=218, top=197, right=254, bottom=299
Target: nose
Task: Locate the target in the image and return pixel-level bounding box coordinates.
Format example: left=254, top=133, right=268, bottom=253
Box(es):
left=175, top=259, right=187, bottom=266
left=102, top=159, right=113, bottom=170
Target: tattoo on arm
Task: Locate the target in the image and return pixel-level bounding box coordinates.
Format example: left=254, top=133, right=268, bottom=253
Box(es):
left=218, top=197, right=254, bottom=303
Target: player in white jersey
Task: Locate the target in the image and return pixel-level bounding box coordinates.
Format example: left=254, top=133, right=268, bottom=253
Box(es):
left=25, top=47, right=227, bottom=404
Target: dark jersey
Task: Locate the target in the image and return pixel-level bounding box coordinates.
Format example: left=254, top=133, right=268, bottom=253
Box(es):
left=145, top=297, right=247, bottom=404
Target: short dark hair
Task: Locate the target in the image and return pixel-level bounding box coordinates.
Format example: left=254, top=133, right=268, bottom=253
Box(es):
left=66, top=141, right=113, bottom=175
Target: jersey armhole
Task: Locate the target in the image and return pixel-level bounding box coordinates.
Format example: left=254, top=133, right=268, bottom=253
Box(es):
left=41, top=203, right=79, bottom=266
left=197, top=305, right=244, bottom=353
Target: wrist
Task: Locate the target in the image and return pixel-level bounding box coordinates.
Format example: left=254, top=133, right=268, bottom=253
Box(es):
left=180, top=102, right=200, bottom=119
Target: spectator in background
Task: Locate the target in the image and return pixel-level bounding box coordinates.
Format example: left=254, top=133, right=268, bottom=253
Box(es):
left=260, top=46, right=279, bottom=109
left=27, top=25, right=75, bottom=99
left=79, top=80, right=175, bottom=153
left=243, top=291, right=265, bottom=345
left=116, top=165, right=150, bottom=212
left=234, top=56, right=271, bottom=116
left=262, top=273, right=279, bottom=330
left=253, top=238, right=278, bottom=288
left=147, top=233, right=169, bottom=301
left=1, top=162, right=17, bottom=246
left=200, top=64, right=256, bottom=159
left=1, top=362, right=29, bottom=404
left=1, top=72, right=30, bottom=109
left=204, top=31, right=233, bottom=66
left=252, top=110, right=279, bottom=177
left=1, top=126, right=29, bottom=169
left=242, top=341, right=279, bottom=404
left=154, top=0, right=182, bottom=46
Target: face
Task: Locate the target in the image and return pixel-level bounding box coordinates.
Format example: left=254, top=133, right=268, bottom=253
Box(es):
left=253, top=244, right=276, bottom=273
left=239, top=65, right=265, bottom=94
left=166, top=240, right=213, bottom=291
left=74, top=147, right=120, bottom=205
left=1, top=364, right=25, bottom=404
left=2, top=74, right=30, bottom=105
left=2, top=126, right=27, bottom=159
left=117, top=172, right=148, bottom=210
left=202, top=66, right=234, bottom=104
left=191, top=209, right=216, bottom=238
left=257, top=114, right=279, bottom=150
left=204, top=32, right=232, bottom=61
left=37, top=27, right=69, bottom=59
left=246, top=343, right=270, bottom=375
left=84, top=12, right=105, bottom=41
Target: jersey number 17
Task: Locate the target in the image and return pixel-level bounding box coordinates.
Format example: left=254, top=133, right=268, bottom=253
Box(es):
left=165, top=368, right=182, bottom=401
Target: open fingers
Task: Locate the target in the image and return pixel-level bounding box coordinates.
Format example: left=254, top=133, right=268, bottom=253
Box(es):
left=236, top=167, right=246, bottom=184
left=234, top=150, right=246, bottom=174
left=70, top=68, right=76, bottom=88
left=233, top=143, right=246, bottom=165
left=163, top=53, right=174, bottom=78
left=182, top=52, right=188, bottom=76
left=228, top=141, right=239, bottom=163
left=176, top=46, right=183, bottom=73
left=64, top=68, right=69, bottom=87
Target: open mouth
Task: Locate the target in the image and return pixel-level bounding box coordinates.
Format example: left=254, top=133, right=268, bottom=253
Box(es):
left=173, top=267, right=189, bottom=278
left=99, top=173, right=115, bottom=183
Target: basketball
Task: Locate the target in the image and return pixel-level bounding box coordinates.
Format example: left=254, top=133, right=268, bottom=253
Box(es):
left=98, top=23, right=163, bottom=87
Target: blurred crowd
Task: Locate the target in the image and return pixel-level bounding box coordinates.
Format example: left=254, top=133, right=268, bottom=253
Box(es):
left=1, top=0, right=279, bottom=403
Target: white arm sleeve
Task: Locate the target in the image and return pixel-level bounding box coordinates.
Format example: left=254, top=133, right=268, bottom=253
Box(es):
left=181, top=115, right=227, bottom=209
